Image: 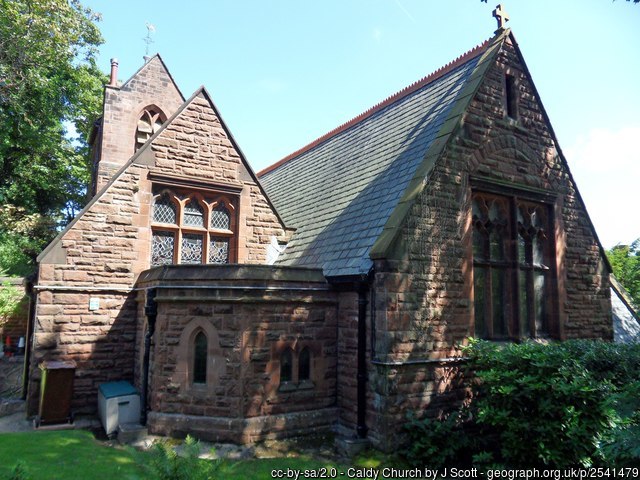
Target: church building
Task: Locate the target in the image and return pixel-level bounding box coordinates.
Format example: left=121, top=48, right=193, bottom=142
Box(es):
left=26, top=24, right=613, bottom=450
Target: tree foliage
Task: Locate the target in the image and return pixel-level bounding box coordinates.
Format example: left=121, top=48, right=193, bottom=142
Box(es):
left=0, top=0, right=106, bottom=274
left=608, top=239, right=640, bottom=309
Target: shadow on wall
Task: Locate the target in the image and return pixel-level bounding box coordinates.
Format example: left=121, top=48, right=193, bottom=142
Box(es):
left=26, top=290, right=139, bottom=417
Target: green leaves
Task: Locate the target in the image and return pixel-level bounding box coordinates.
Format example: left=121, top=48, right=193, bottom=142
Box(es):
left=608, top=239, right=640, bottom=310
left=0, top=0, right=106, bottom=274
left=405, top=340, right=640, bottom=469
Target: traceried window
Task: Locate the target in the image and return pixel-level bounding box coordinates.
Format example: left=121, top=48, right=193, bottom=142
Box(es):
left=150, top=188, right=236, bottom=267
left=135, top=107, right=166, bottom=151
left=193, top=331, right=207, bottom=384
left=472, top=191, right=555, bottom=340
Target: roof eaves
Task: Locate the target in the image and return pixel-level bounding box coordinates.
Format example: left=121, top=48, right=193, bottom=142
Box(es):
left=257, top=38, right=493, bottom=179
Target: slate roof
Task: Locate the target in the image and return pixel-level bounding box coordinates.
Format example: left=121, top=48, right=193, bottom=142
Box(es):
left=259, top=34, right=502, bottom=278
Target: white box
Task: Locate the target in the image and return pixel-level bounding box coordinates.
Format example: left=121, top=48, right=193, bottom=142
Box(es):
left=98, top=381, right=140, bottom=435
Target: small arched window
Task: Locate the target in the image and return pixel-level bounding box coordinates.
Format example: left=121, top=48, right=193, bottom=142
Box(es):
left=153, top=193, right=177, bottom=225
left=298, top=347, right=310, bottom=381
left=193, top=331, right=207, bottom=384
left=183, top=199, right=205, bottom=228
left=280, top=348, right=293, bottom=383
left=135, top=107, right=166, bottom=151
left=210, top=204, right=231, bottom=230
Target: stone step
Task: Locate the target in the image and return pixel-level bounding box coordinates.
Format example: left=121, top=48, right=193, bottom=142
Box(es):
left=117, top=423, right=148, bottom=445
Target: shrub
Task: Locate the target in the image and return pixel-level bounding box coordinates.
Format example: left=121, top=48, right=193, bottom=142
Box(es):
left=404, top=340, right=640, bottom=469
left=404, top=412, right=472, bottom=468
left=147, top=435, right=220, bottom=480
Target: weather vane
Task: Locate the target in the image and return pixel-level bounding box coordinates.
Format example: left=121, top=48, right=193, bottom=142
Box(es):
left=143, top=22, right=156, bottom=58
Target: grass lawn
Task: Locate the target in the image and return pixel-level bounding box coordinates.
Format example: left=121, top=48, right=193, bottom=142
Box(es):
left=0, top=430, right=148, bottom=479
left=0, top=430, right=360, bottom=480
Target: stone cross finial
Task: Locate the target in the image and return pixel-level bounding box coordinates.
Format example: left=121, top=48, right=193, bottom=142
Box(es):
left=492, top=4, right=509, bottom=32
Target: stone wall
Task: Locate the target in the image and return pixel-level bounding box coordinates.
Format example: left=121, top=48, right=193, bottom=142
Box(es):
left=137, top=265, right=339, bottom=443
left=0, top=277, right=29, bottom=347
left=93, top=56, right=183, bottom=193
left=30, top=88, right=288, bottom=416
left=366, top=35, right=612, bottom=449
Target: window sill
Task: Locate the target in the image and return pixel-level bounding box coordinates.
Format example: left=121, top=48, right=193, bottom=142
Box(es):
left=278, top=380, right=315, bottom=392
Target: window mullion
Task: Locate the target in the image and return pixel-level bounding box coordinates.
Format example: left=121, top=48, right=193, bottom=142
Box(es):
left=509, top=197, right=519, bottom=339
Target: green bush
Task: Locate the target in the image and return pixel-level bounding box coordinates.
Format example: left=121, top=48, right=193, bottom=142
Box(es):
left=146, top=435, right=220, bottom=480
left=404, top=412, right=471, bottom=468
left=404, top=340, right=640, bottom=469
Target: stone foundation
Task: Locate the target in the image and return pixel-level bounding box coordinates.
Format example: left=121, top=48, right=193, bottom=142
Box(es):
left=148, top=407, right=338, bottom=443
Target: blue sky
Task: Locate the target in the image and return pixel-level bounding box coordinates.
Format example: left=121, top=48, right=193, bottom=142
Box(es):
left=83, top=0, right=639, bottom=248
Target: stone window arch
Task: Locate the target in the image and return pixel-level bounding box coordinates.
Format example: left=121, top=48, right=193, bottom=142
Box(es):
left=174, top=318, right=224, bottom=393
left=135, top=106, right=166, bottom=151
left=150, top=187, right=237, bottom=267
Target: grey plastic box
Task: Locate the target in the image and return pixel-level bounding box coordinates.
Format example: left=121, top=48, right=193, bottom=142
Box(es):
left=98, top=381, right=140, bottom=435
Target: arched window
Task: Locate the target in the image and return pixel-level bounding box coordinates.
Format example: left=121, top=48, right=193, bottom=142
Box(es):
left=298, top=347, right=310, bottom=381
left=210, top=204, right=231, bottom=230
left=183, top=199, right=205, bottom=228
left=150, top=189, right=237, bottom=267
left=193, top=331, right=207, bottom=384
left=153, top=193, right=177, bottom=225
left=280, top=348, right=293, bottom=383
left=472, top=191, right=556, bottom=340
left=135, top=107, right=166, bottom=151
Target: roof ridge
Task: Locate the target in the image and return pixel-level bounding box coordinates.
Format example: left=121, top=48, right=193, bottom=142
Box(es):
left=257, top=37, right=492, bottom=178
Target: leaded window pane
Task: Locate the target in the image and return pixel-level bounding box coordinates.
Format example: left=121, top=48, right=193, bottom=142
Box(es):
left=181, top=233, right=203, bottom=264
left=193, top=331, right=207, bottom=384
left=153, top=195, right=177, bottom=224
left=209, top=237, right=229, bottom=264
left=211, top=204, right=231, bottom=230
left=183, top=200, right=204, bottom=227
left=151, top=231, right=175, bottom=266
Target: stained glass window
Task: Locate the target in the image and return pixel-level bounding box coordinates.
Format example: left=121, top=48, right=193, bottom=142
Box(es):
left=153, top=195, right=176, bottom=224
left=183, top=200, right=204, bottom=227
left=211, top=204, right=231, bottom=230
left=181, top=234, right=203, bottom=264
left=472, top=192, right=554, bottom=340
left=193, top=331, right=207, bottom=384
left=151, top=231, right=175, bottom=266
left=150, top=188, right=235, bottom=266
left=209, top=237, right=229, bottom=264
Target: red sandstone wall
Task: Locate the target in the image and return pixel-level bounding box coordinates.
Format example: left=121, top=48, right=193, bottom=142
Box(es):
left=367, top=36, right=612, bottom=450
left=0, top=278, right=28, bottom=346
left=95, top=56, right=184, bottom=192
left=30, top=88, right=288, bottom=415
left=139, top=269, right=338, bottom=443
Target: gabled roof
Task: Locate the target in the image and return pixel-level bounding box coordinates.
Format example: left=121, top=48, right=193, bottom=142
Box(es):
left=38, top=85, right=286, bottom=264
left=112, top=53, right=185, bottom=102
left=259, top=31, right=506, bottom=278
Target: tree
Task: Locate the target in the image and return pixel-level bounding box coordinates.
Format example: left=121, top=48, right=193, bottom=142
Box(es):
left=608, top=239, right=640, bottom=309
left=0, top=0, right=106, bottom=275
